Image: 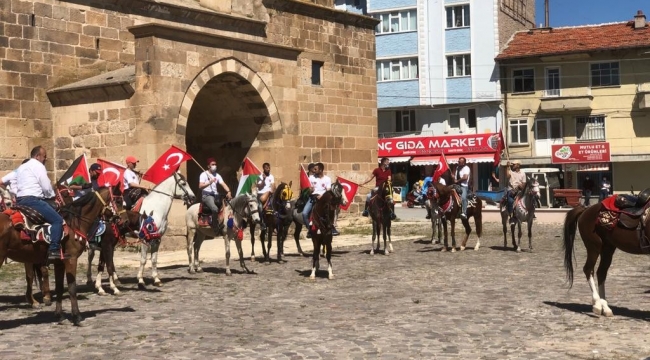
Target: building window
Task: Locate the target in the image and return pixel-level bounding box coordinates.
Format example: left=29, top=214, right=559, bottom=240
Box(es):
left=591, top=62, right=619, bottom=87
left=396, top=110, right=416, bottom=132
left=509, top=119, right=528, bottom=145
left=576, top=115, right=605, bottom=141
left=446, top=5, right=470, bottom=28
left=513, top=68, right=534, bottom=93
left=447, top=54, right=471, bottom=77
left=467, top=109, right=477, bottom=128
left=544, top=67, right=560, bottom=97
left=377, top=58, right=418, bottom=82
left=448, top=108, right=461, bottom=129
left=311, top=61, right=323, bottom=86
left=374, top=10, right=417, bottom=34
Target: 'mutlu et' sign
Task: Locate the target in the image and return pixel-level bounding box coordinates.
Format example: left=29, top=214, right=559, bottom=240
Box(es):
left=551, top=142, right=611, bottom=164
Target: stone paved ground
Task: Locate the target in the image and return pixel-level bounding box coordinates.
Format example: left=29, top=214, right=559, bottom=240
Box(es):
left=2, top=222, right=650, bottom=359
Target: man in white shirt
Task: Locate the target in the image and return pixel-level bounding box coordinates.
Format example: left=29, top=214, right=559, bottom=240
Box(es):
left=454, top=157, right=470, bottom=219
left=600, top=176, right=612, bottom=202
left=15, top=146, right=65, bottom=260
left=302, top=162, right=332, bottom=238
left=256, top=162, right=275, bottom=230
left=1, top=159, right=30, bottom=202
left=122, top=156, right=151, bottom=210
left=199, top=157, right=232, bottom=234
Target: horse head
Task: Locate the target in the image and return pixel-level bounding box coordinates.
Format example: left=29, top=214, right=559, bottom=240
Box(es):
left=525, top=176, right=540, bottom=199
left=275, top=181, right=293, bottom=211
left=244, top=194, right=261, bottom=224
left=172, top=172, right=196, bottom=206
left=381, top=179, right=394, bottom=205
left=331, top=180, right=349, bottom=207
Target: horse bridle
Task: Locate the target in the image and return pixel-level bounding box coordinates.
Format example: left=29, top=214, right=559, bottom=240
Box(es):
left=228, top=195, right=258, bottom=219
left=147, top=173, right=194, bottom=205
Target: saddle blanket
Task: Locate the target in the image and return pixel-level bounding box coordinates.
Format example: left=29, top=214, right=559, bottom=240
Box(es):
left=2, top=208, right=68, bottom=243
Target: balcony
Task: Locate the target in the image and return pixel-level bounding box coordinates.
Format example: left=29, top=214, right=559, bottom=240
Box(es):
left=539, top=87, right=593, bottom=112
left=637, top=83, right=650, bottom=109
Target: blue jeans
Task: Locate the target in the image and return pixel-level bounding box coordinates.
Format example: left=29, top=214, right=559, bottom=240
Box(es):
left=302, top=197, right=315, bottom=226
left=506, top=190, right=516, bottom=214
left=460, top=186, right=468, bottom=215
left=17, top=196, right=63, bottom=251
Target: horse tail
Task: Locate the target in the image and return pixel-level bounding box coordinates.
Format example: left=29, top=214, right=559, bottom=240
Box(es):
left=563, top=206, right=587, bottom=287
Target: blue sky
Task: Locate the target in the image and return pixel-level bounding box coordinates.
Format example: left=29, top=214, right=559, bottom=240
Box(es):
left=535, top=0, right=648, bottom=27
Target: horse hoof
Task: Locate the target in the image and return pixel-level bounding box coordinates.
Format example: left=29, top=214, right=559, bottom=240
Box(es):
left=474, top=245, right=480, bottom=251
left=460, top=246, right=466, bottom=251
left=153, top=281, right=162, bottom=287
left=440, top=247, right=447, bottom=252
left=251, top=256, right=255, bottom=261
left=188, top=268, right=196, bottom=274
left=31, top=303, right=42, bottom=309
left=384, top=251, right=389, bottom=256
left=592, top=305, right=603, bottom=316
left=328, top=274, right=335, bottom=280
left=370, top=250, right=374, bottom=256
left=226, top=271, right=232, bottom=277
left=451, top=248, right=456, bottom=253
left=73, top=317, right=86, bottom=327
left=43, top=299, right=52, bottom=307
left=86, top=280, right=93, bottom=286
left=516, top=247, right=521, bottom=253
left=56, top=315, right=67, bottom=325
left=529, top=248, right=534, bottom=253
left=97, top=290, right=107, bottom=296
left=196, top=267, right=203, bottom=273
left=138, top=283, right=146, bottom=290
left=113, top=290, right=122, bottom=296
left=309, top=275, right=316, bottom=280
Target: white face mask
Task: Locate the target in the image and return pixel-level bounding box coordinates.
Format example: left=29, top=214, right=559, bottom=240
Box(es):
left=210, top=165, right=217, bottom=172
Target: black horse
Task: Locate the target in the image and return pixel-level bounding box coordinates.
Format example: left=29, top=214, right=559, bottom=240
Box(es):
left=308, top=181, right=347, bottom=280
left=369, top=179, right=394, bottom=255
left=259, top=182, right=294, bottom=263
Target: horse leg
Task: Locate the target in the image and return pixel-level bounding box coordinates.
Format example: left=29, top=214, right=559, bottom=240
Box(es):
left=502, top=210, right=508, bottom=248
left=441, top=218, right=449, bottom=252
left=510, top=220, right=517, bottom=249
left=326, top=237, right=334, bottom=280
left=387, top=221, right=393, bottom=253
left=383, top=222, right=389, bottom=256
left=65, top=258, right=83, bottom=326
left=294, top=222, right=304, bottom=256
left=151, top=240, right=162, bottom=286
left=260, top=227, right=268, bottom=261
left=86, top=248, right=95, bottom=285
left=235, top=237, right=251, bottom=273
left=194, top=235, right=204, bottom=273
left=309, top=237, right=319, bottom=280
left=35, top=264, right=51, bottom=306
left=277, top=225, right=286, bottom=263
left=266, top=222, right=273, bottom=264
left=224, top=235, right=232, bottom=276
left=474, top=210, right=482, bottom=251
left=450, top=218, right=457, bottom=252
left=582, top=237, right=604, bottom=316
left=460, top=218, right=471, bottom=251
left=53, top=262, right=66, bottom=324
left=187, top=226, right=196, bottom=274
left=105, top=240, right=120, bottom=295
left=95, top=249, right=107, bottom=295
left=24, top=263, right=39, bottom=308
left=595, top=244, right=616, bottom=317
left=250, top=223, right=257, bottom=261
left=516, top=221, right=523, bottom=253
left=370, top=219, right=377, bottom=255
left=527, top=218, right=533, bottom=252
left=137, top=243, right=148, bottom=289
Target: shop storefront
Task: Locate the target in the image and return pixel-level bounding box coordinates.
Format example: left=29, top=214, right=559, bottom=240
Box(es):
left=378, top=133, right=501, bottom=197
left=552, top=142, right=612, bottom=203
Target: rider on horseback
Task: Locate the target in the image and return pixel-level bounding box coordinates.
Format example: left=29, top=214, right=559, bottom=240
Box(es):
left=15, top=146, right=64, bottom=260
left=199, top=157, right=232, bottom=235
left=122, top=156, right=151, bottom=210
left=454, top=157, right=470, bottom=219
left=302, top=162, right=331, bottom=238
left=361, top=157, right=396, bottom=220
left=505, top=160, right=526, bottom=224
left=68, top=163, right=102, bottom=200
left=256, top=162, right=275, bottom=231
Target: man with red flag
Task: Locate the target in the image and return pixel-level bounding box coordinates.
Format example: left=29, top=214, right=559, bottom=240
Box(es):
left=361, top=157, right=395, bottom=220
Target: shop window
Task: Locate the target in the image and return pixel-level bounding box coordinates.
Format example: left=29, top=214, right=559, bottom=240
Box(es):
left=467, top=109, right=477, bottom=128
left=509, top=118, right=528, bottom=145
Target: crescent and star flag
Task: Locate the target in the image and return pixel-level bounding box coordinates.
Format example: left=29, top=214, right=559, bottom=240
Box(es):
left=337, top=177, right=358, bottom=211
left=433, top=153, right=449, bottom=182
left=96, top=159, right=126, bottom=190
left=57, top=154, right=90, bottom=186
left=142, top=145, right=193, bottom=185
left=236, top=157, right=261, bottom=196
left=494, top=129, right=505, bottom=165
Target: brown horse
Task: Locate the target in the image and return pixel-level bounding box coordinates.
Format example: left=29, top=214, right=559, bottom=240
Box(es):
left=259, top=181, right=294, bottom=263
left=309, top=181, right=347, bottom=280
left=563, top=196, right=650, bottom=317
left=0, top=187, right=116, bottom=326
left=432, top=179, right=483, bottom=252
left=369, top=179, right=394, bottom=255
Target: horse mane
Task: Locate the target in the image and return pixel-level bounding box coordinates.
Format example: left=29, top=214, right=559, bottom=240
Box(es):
left=272, top=182, right=286, bottom=201
left=230, top=192, right=251, bottom=211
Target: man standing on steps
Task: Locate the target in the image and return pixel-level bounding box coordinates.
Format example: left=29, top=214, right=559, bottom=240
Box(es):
left=361, top=157, right=395, bottom=220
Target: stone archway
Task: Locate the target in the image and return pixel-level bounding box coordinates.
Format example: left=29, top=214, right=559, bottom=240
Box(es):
left=177, top=58, right=283, bottom=193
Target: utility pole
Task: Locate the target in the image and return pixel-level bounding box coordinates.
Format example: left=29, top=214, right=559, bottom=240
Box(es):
left=545, top=0, right=549, bottom=27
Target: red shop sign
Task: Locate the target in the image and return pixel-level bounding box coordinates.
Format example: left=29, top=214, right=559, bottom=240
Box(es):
left=551, top=142, right=611, bottom=164
left=378, top=133, right=500, bottom=157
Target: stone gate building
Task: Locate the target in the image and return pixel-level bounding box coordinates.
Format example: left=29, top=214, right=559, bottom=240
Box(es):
left=0, top=0, right=378, bottom=249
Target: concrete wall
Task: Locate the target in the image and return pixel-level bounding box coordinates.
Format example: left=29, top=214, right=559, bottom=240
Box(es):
left=377, top=79, right=420, bottom=108
left=376, top=32, right=418, bottom=58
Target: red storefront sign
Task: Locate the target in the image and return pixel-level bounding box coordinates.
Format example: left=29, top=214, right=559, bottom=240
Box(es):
left=378, top=133, right=500, bottom=157
left=551, top=142, right=611, bottom=164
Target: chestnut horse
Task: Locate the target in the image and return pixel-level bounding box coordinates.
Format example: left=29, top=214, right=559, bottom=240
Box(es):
left=563, top=196, right=650, bottom=317
left=0, top=187, right=115, bottom=326
left=259, top=181, right=294, bottom=263
left=431, top=181, right=483, bottom=252
left=369, top=179, right=394, bottom=255
left=309, top=181, right=348, bottom=280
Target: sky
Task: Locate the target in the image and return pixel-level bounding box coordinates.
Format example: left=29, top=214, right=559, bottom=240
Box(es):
left=534, top=0, right=648, bottom=27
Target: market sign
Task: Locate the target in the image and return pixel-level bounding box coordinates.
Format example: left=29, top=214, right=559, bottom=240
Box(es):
left=378, top=133, right=499, bottom=157
left=551, top=142, right=611, bottom=164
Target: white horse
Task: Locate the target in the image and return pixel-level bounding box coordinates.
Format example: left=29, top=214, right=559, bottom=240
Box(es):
left=186, top=193, right=261, bottom=275
left=136, top=172, right=195, bottom=288
left=0, top=186, right=12, bottom=210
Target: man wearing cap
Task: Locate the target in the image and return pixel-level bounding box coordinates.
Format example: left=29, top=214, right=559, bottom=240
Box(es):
left=123, top=155, right=150, bottom=210
left=199, top=157, right=232, bottom=234
left=505, top=160, right=526, bottom=224
left=68, top=163, right=103, bottom=200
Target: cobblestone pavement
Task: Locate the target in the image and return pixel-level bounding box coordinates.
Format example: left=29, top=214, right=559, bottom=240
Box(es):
left=2, top=222, right=650, bottom=359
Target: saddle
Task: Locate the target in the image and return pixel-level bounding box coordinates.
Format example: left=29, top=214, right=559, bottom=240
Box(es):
left=599, top=196, right=650, bottom=231
left=198, top=198, right=224, bottom=228
left=2, top=207, right=68, bottom=243
left=262, top=194, right=274, bottom=215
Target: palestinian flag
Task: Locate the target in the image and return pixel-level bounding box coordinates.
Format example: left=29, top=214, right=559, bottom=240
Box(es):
left=236, top=157, right=261, bottom=196
left=58, top=154, right=90, bottom=186
left=299, top=164, right=311, bottom=199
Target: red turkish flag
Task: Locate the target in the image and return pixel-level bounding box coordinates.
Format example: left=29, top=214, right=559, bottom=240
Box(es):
left=96, top=159, right=126, bottom=191
left=494, top=129, right=505, bottom=165
left=300, top=165, right=311, bottom=191
left=142, top=145, right=193, bottom=185
left=433, top=153, right=449, bottom=182
left=337, top=177, right=358, bottom=211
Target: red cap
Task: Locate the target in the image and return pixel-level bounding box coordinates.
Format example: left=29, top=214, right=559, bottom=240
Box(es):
left=206, top=157, right=216, bottom=165
left=125, top=156, right=138, bottom=164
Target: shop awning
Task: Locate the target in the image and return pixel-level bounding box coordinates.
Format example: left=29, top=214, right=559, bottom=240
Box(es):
left=379, top=156, right=411, bottom=163
left=410, top=154, right=495, bottom=166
